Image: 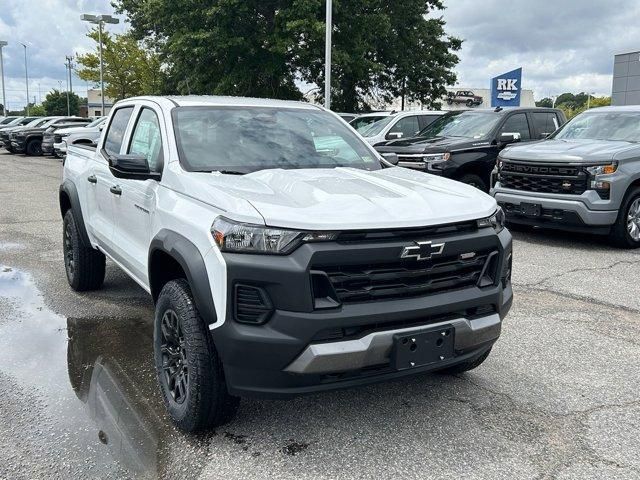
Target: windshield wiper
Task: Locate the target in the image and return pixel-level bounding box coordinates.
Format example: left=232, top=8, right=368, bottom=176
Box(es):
left=213, top=170, right=246, bottom=175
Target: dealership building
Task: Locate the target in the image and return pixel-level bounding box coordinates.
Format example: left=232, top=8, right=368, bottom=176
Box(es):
left=612, top=51, right=640, bottom=105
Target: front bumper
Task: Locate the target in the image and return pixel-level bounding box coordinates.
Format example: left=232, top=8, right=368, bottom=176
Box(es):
left=210, top=227, right=513, bottom=398
left=11, top=139, right=25, bottom=152
left=492, top=186, right=617, bottom=233
left=42, top=141, right=54, bottom=154
left=53, top=141, right=67, bottom=156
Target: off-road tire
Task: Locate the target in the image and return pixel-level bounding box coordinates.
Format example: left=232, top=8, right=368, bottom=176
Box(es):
left=63, top=210, right=105, bottom=291
left=437, top=347, right=492, bottom=375
left=26, top=139, right=42, bottom=156
left=154, top=279, right=239, bottom=432
left=459, top=173, right=488, bottom=192
left=610, top=187, right=640, bottom=248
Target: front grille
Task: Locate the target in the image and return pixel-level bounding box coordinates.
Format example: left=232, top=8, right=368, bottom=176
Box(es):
left=53, top=134, right=62, bottom=143
left=499, top=161, right=588, bottom=195
left=317, top=249, right=497, bottom=303
left=233, top=284, right=273, bottom=324
left=336, top=221, right=478, bottom=242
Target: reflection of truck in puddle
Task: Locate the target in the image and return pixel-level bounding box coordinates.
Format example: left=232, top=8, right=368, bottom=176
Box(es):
left=66, top=318, right=197, bottom=477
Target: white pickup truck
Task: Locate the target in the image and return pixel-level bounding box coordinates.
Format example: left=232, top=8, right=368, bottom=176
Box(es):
left=59, top=96, right=513, bottom=432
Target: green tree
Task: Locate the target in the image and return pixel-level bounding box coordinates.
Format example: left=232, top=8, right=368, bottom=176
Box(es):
left=76, top=28, right=164, bottom=101
left=535, top=97, right=553, bottom=108
left=114, top=0, right=461, bottom=111
left=42, top=90, right=81, bottom=115
left=29, top=104, right=46, bottom=116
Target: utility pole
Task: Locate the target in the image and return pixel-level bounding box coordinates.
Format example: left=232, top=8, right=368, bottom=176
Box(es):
left=65, top=56, right=74, bottom=115
left=0, top=41, right=7, bottom=116
left=20, top=43, right=29, bottom=115
left=324, top=0, right=332, bottom=110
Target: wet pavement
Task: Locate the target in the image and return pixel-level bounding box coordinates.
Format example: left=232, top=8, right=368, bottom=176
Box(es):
left=1, top=153, right=640, bottom=479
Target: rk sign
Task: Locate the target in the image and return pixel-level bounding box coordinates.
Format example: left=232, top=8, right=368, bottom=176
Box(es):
left=491, top=67, right=522, bottom=107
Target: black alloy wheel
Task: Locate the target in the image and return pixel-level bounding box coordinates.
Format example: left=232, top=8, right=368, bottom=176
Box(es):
left=160, top=309, right=189, bottom=404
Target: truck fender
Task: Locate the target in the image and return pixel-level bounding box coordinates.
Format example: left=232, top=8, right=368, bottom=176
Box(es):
left=149, top=230, right=218, bottom=326
left=59, top=180, right=91, bottom=248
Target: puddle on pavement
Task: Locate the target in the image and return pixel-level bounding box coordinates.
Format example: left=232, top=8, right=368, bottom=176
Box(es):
left=0, top=266, right=207, bottom=478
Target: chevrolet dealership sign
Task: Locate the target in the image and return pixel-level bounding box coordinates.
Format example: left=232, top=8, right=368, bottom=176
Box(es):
left=491, top=68, right=522, bottom=107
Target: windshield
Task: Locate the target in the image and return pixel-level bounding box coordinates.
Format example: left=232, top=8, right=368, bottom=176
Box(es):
left=418, top=111, right=501, bottom=139
left=25, top=118, right=51, bottom=128
left=173, top=106, right=381, bottom=173
left=360, top=116, right=395, bottom=137
left=551, top=111, right=640, bottom=142
left=5, top=117, right=23, bottom=126
left=0, top=117, right=17, bottom=125
left=350, top=115, right=388, bottom=132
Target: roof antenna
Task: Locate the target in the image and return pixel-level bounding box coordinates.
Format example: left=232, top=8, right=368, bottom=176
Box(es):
left=494, top=106, right=503, bottom=112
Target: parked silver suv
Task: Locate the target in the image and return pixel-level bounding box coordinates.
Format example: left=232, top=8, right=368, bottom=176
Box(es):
left=491, top=106, right=640, bottom=248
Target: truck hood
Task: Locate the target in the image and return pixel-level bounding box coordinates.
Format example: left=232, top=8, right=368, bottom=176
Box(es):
left=57, top=125, right=97, bottom=135
left=181, top=167, right=497, bottom=230
left=501, top=138, right=639, bottom=162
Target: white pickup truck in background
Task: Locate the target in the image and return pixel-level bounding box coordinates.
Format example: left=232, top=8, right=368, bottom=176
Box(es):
left=59, top=96, right=513, bottom=432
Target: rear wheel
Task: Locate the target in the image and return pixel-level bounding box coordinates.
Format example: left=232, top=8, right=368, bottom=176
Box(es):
left=466, top=99, right=474, bottom=107
left=26, top=139, right=42, bottom=156
left=437, top=348, right=492, bottom=375
left=154, top=279, right=239, bottom=432
left=63, top=210, right=105, bottom=291
left=610, top=187, right=640, bottom=248
left=459, top=173, right=488, bottom=192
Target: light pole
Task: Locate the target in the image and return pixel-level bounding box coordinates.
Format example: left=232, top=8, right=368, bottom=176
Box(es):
left=80, top=13, right=119, bottom=115
left=0, top=41, right=7, bottom=116
left=586, top=91, right=595, bottom=110
left=20, top=43, right=29, bottom=115
left=65, top=55, right=74, bottom=115
left=324, top=0, right=332, bottom=110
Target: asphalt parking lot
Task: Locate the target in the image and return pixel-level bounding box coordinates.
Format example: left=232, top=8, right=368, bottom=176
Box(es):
left=1, top=152, right=639, bottom=480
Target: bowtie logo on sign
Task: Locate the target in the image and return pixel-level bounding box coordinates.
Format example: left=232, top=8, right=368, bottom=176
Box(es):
left=491, top=67, right=522, bottom=107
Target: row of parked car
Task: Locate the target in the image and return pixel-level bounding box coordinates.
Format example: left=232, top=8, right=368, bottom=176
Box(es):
left=342, top=105, right=640, bottom=248
left=0, top=115, right=106, bottom=157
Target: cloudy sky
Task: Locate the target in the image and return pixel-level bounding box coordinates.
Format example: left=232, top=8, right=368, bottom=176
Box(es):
left=0, top=0, right=636, bottom=110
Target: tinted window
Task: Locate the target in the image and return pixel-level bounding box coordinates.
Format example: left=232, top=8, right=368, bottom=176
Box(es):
left=103, top=107, right=134, bottom=155
left=500, top=113, right=531, bottom=140
left=531, top=112, right=560, bottom=138
left=173, top=106, right=380, bottom=174
left=388, top=116, right=420, bottom=139
left=128, top=108, right=164, bottom=172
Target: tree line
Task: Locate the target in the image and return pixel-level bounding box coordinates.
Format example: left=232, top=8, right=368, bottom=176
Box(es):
left=536, top=92, right=611, bottom=119
left=72, top=0, right=461, bottom=112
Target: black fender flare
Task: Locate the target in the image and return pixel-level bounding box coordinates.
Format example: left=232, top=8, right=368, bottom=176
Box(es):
left=59, top=180, right=91, bottom=248
left=149, top=230, right=218, bottom=326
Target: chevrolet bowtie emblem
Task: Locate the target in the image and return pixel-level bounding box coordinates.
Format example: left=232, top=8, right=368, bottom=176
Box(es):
left=400, top=241, right=446, bottom=261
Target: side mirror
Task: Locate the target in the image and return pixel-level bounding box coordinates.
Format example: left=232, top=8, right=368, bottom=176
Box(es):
left=498, top=132, right=521, bottom=145
left=108, top=153, right=160, bottom=180
left=386, top=132, right=403, bottom=140
left=380, top=153, right=399, bottom=166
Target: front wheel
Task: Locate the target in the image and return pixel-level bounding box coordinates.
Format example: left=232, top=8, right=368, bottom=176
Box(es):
left=466, top=99, right=474, bottom=107
left=459, top=173, right=488, bottom=192
left=610, top=187, right=640, bottom=248
left=26, top=139, right=43, bottom=156
left=154, top=279, right=239, bottom=432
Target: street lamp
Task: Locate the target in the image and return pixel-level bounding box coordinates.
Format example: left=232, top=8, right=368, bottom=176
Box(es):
left=20, top=43, right=29, bottom=115
left=80, top=13, right=119, bottom=115
left=586, top=91, right=596, bottom=110
left=0, top=41, right=7, bottom=116
left=324, top=0, right=332, bottom=110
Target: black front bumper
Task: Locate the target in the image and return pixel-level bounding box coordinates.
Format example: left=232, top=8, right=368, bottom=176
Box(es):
left=11, top=138, right=26, bottom=152
left=210, top=227, right=513, bottom=398
left=42, top=140, right=54, bottom=154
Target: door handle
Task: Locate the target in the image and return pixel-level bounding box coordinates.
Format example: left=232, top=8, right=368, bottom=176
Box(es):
left=110, top=185, right=122, bottom=196
left=87, top=175, right=97, bottom=184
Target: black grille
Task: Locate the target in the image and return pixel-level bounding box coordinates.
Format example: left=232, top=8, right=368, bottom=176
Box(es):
left=234, top=285, right=272, bottom=324
left=53, top=134, right=62, bottom=143
left=499, top=161, right=588, bottom=195
left=337, top=222, right=478, bottom=242
left=318, top=250, right=497, bottom=303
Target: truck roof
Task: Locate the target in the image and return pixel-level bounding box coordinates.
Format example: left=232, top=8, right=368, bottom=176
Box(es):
left=125, top=95, right=322, bottom=110
left=579, top=105, right=640, bottom=113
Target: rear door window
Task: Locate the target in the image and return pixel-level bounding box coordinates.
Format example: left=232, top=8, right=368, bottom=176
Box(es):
left=531, top=112, right=560, bottom=138
left=103, top=107, right=134, bottom=155
left=388, top=115, right=420, bottom=139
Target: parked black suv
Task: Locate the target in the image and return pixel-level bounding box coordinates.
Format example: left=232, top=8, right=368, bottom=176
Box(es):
left=11, top=116, right=90, bottom=156
left=0, top=117, right=47, bottom=151
left=375, top=107, right=566, bottom=191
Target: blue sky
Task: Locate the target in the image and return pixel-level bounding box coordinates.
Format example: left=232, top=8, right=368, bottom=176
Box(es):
left=0, top=0, right=636, bottom=110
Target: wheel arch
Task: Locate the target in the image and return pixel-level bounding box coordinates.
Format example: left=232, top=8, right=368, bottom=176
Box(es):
left=59, top=180, right=91, bottom=248
left=149, top=230, right=218, bottom=327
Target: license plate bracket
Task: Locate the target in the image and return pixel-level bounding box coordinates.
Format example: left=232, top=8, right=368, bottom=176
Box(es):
left=392, top=326, right=455, bottom=371
left=520, top=202, right=541, bottom=217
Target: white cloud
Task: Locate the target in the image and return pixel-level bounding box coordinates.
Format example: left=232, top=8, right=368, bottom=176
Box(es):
left=0, top=0, right=125, bottom=109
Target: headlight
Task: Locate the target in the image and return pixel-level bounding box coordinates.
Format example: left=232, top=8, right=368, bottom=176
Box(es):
left=211, top=217, right=338, bottom=254
left=586, top=163, right=617, bottom=176
left=477, top=207, right=506, bottom=233
left=60, top=133, right=70, bottom=139
left=423, top=152, right=450, bottom=162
